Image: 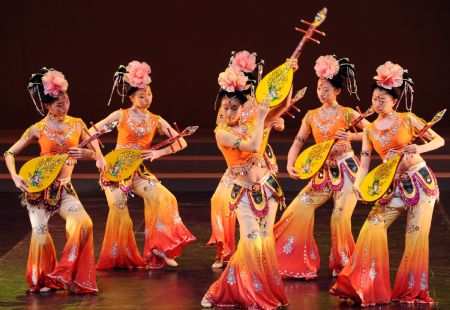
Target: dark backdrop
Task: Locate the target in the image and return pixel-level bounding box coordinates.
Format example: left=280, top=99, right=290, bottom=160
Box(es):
left=1, top=0, right=449, bottom=130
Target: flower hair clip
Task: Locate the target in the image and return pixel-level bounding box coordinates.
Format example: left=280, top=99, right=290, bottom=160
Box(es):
left=314, top=55, right=340, bottom=79
left=41, top=70, right=68, bottom=98
left=124, top=61, right=151, bottom=88
left=373, top=61, right=404, bottom=90
left=27, top=68, right=68, bottom=116
left=374, top=61, right=414, bottom=111
left=108, top=60, right=152, bottom=106
left=231, top=50, right=257, bottom=73
left=218, top=67, right=248, bottom=93
left=314, top=55, right=360, bottom=99
left=214, top=50, right=264, bottom=110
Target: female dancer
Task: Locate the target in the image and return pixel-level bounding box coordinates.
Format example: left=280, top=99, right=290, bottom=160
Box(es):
left=206, top=51, right=287, bottom=269
left=330, top=61, right=444, bottom=306
left=202, top=58, right=298, bottom=308
left=274, top=55, right=368, bottom=279
left=94, top=61, right=196, bottom=270
left=4, top=68, right=101, bottom=293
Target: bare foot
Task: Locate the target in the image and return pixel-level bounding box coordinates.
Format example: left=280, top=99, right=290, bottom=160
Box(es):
left=39, top=287, right=52, bottom=293
left=152, top=249, right=178, bottom=267
left=201, top=296, right=213, bottom=308
left=346, top=298, right=355, bottom=306
left=211, top=258, right=224, bottom=269
left=338, top=297, right=355, bottom=306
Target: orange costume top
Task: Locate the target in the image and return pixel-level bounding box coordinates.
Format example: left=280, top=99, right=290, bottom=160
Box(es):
left=303, top=106, right=361, bottom=192
left=103, top=108, right=163, bottom=190
left=215, top=124, right=267, bottom=178
left=214, top=100, right=285, bottom=217
left=304, top=105, right=358, bottom=147
left=216, top=99, right=278, bottom=175
left=365, top=112, right=438, bottom=207
left=365, top=112, right=415, bottom=160
left=22, top=116, right=85, bottom=155
left=116, top=108, right=162, bottom=150
left=21, top=116, right=86, bottom=211
left=215, top=100, right=267, bottom=178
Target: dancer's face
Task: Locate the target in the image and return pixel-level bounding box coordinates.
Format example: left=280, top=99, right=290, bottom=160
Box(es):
left=317, top=78, right=340, bottom=104
left=220, top=97, right=242, bottom=126
left=45, top=92, right=70, bottom=116
left=130, top=85, right=153, bottom=109
left=371, top=88, right=397, bottom=115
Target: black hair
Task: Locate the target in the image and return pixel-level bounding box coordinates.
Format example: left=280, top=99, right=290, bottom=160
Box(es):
left=112, top=65, right=150, bottom=97
left=217, top=89, right=248, bottom=105
left=214, top=51, right=263, bottom=109
left=371, top=83, right=400, bottom=99
left=328, top=57, right=355, bottom=89
left=127, top=87, right=139, bottom=96
left=28, top=67, right=58, bottom=104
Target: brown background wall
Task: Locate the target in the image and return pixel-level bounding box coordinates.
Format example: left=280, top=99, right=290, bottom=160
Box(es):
left=0, top=0, right=449, bottom=130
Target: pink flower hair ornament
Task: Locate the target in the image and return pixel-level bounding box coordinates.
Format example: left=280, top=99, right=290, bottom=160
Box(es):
left=373, top=61, right=404, bottom=89
left=218, top=67, right=248, bottom=92
left=41, top=70, right=68, bottom=98
left=231, top=50, right=257, bottom=73
left=124, top=60, right=152, bottom=89
left=314, top=55, right=340, bottom=79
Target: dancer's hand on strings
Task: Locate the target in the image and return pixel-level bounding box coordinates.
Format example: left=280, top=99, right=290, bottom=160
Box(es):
left=287, top=166, right=300, bottom=180
left=12, top=174, right=29, bottom=193
left=272, top=118, right=285, bottom=131
left=96, top=155, right=107, bottom=172
left=286, top=58, right=299, bottom=72
left=401, top=144, right=421, bottom=155
left=68, top=147, right=92, bottom=159
left=335, top=130, right=351, bottom=141
left=141, top=149, right=164, bottom=162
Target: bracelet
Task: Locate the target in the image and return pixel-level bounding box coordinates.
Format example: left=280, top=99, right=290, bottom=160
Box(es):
left=3, top=150, right=15, bottom=158
left=232, top=138, right=242, bottom=150
left=295, top=136, right=306, bottom=144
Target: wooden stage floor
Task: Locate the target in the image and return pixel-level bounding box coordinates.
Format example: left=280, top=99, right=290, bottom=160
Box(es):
left=0, top=190, right=449, bottom=309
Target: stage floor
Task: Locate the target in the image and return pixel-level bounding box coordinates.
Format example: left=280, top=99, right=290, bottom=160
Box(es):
left=0, top=190, right=449, bottom=309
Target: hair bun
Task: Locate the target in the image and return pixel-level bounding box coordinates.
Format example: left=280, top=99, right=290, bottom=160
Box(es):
left=402, top=69, right=414, bottom=87
left=336, top=58, right=354, bottom=79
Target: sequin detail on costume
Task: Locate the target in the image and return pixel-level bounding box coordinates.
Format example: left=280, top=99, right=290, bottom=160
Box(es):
left=252, top=274, right=263, bottom=292
left=420, top=272, right=427, bottom=291
left=227, top=267, right=236, bottom=285
left=156, top=218, right=165, bottom=232
left=33, top=224, right=48, bottom=235
left=408, top=272, right=415, bottom=289
left=127, top=110, right=159, bottom=138
left=369, top=259, right=377, bottom=280
left=67, top=244, right=77, bottom=263
left=283, top=236, right=294, bottom=254
left=312, top=108, right=344, bottom=139
left=371, top=116, right=401, bottom=148
left=111, top=241, right=119, bottom=258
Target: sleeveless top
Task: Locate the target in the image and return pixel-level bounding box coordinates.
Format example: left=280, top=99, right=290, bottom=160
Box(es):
left=22, top=116, right=84, bottom=155
left=215, top=100, right=267, bottom=177
left=116, top=108, right=162, bottom=150
left=365, top=112, right=417, bottom=160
